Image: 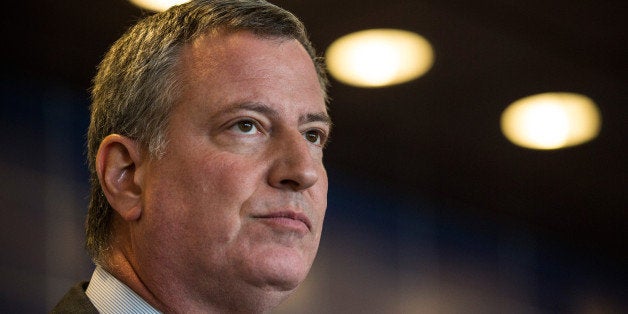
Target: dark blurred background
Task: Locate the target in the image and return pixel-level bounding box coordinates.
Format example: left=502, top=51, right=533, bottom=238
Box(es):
left=1, top=0, right=626, bottom=312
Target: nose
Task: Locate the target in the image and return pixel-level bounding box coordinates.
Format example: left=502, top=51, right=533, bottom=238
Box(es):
left=267, top=131, right=319, bottom=191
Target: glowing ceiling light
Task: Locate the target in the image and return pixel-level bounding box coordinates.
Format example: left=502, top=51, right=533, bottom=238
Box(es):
left=325, top=29, right=434, bottom=88
left=129, top=0, right=190, bottom=12
left=501, top=92, right=602, bottom=150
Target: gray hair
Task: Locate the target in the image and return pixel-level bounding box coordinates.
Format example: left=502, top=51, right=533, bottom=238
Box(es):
left=86, top=0, right=328, bottom=262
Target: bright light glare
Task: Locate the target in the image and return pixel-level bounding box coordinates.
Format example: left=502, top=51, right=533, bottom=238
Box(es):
left=501, top=92, right=601, bottom=150
left=129, top=0, right=190, bottom=12
left=326, top=29, right=434, bottom=87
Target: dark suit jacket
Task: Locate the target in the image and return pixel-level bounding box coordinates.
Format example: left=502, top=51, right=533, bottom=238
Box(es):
left=51, top=281, right=98, bottom=314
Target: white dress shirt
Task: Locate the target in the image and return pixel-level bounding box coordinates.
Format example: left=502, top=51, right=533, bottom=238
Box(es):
left=85, top=265, right=161, bottom=314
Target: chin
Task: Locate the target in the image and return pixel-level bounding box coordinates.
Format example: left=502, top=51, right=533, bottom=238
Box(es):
left=247, top=247, right=314, bottom=292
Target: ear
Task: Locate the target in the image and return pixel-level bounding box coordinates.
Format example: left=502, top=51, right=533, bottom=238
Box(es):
left=96, top=134, right=145, bottom=221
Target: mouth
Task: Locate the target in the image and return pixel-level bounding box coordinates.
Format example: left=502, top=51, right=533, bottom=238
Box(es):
left=254, top=210, right=312, bottom=232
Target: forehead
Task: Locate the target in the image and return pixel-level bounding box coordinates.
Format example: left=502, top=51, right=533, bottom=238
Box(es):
left=176, top=30, right=326, bottom=111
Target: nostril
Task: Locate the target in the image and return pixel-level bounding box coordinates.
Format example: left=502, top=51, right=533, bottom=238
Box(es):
left=280, top=179, right=300, bottom=190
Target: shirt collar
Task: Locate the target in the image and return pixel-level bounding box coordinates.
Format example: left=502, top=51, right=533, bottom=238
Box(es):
left=85, top=264, right=161, bottom=314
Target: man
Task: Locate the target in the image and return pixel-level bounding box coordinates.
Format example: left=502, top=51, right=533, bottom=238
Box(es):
left=52, top=0, right=331, bottom=312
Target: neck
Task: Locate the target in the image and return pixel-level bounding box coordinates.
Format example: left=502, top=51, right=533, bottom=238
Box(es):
left=102, top=218, right=289, bottom=313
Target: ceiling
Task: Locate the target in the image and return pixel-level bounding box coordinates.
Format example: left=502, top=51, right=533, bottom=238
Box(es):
left=5, top=0, right=627, bottom=263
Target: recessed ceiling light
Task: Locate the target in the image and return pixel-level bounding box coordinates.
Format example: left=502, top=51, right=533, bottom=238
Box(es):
left=325, top=29, right=434, bottom=88
left=128, top=0, right=190, bottom=12
left=501, top=92, right=602, bottom=150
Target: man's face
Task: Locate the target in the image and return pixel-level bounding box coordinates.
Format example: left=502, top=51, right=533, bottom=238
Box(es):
left=130, top=31, right=329, bottom=306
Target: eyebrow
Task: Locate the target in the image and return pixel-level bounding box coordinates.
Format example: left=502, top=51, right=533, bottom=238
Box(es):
left=227, top=102, right=332, bottom=129
left=220, top=102, right=278, bottom=118
left=300, top=112, right=333, bottom=130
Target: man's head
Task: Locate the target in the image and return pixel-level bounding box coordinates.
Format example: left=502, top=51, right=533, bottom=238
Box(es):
left=87, top=0, right=329, bottom=311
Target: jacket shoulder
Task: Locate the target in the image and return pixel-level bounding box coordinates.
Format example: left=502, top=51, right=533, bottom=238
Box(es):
left=50, top=281, right=98, bottom=314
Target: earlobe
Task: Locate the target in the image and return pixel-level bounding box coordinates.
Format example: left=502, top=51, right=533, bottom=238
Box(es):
left=96, top=134, right=144, bottom=221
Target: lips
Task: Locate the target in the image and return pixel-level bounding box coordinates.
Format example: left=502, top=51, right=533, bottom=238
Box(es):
left=254, top=210, right=312, bottom=231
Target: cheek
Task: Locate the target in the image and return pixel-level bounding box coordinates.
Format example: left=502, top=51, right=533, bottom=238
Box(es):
left=173, top=149, right=253, bottom=199
left=186, top=154, right=257, bottom=225
left=195, top=153, right=260, bottom=205
left=143, top=152, right=260, bottom=243
left=311, top=168, right=329, bottom=231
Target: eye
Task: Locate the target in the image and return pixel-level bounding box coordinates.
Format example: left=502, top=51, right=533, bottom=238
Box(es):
left=232, top=120, right=259, bottom=135
left=303, top=129, right=324, bottom=145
